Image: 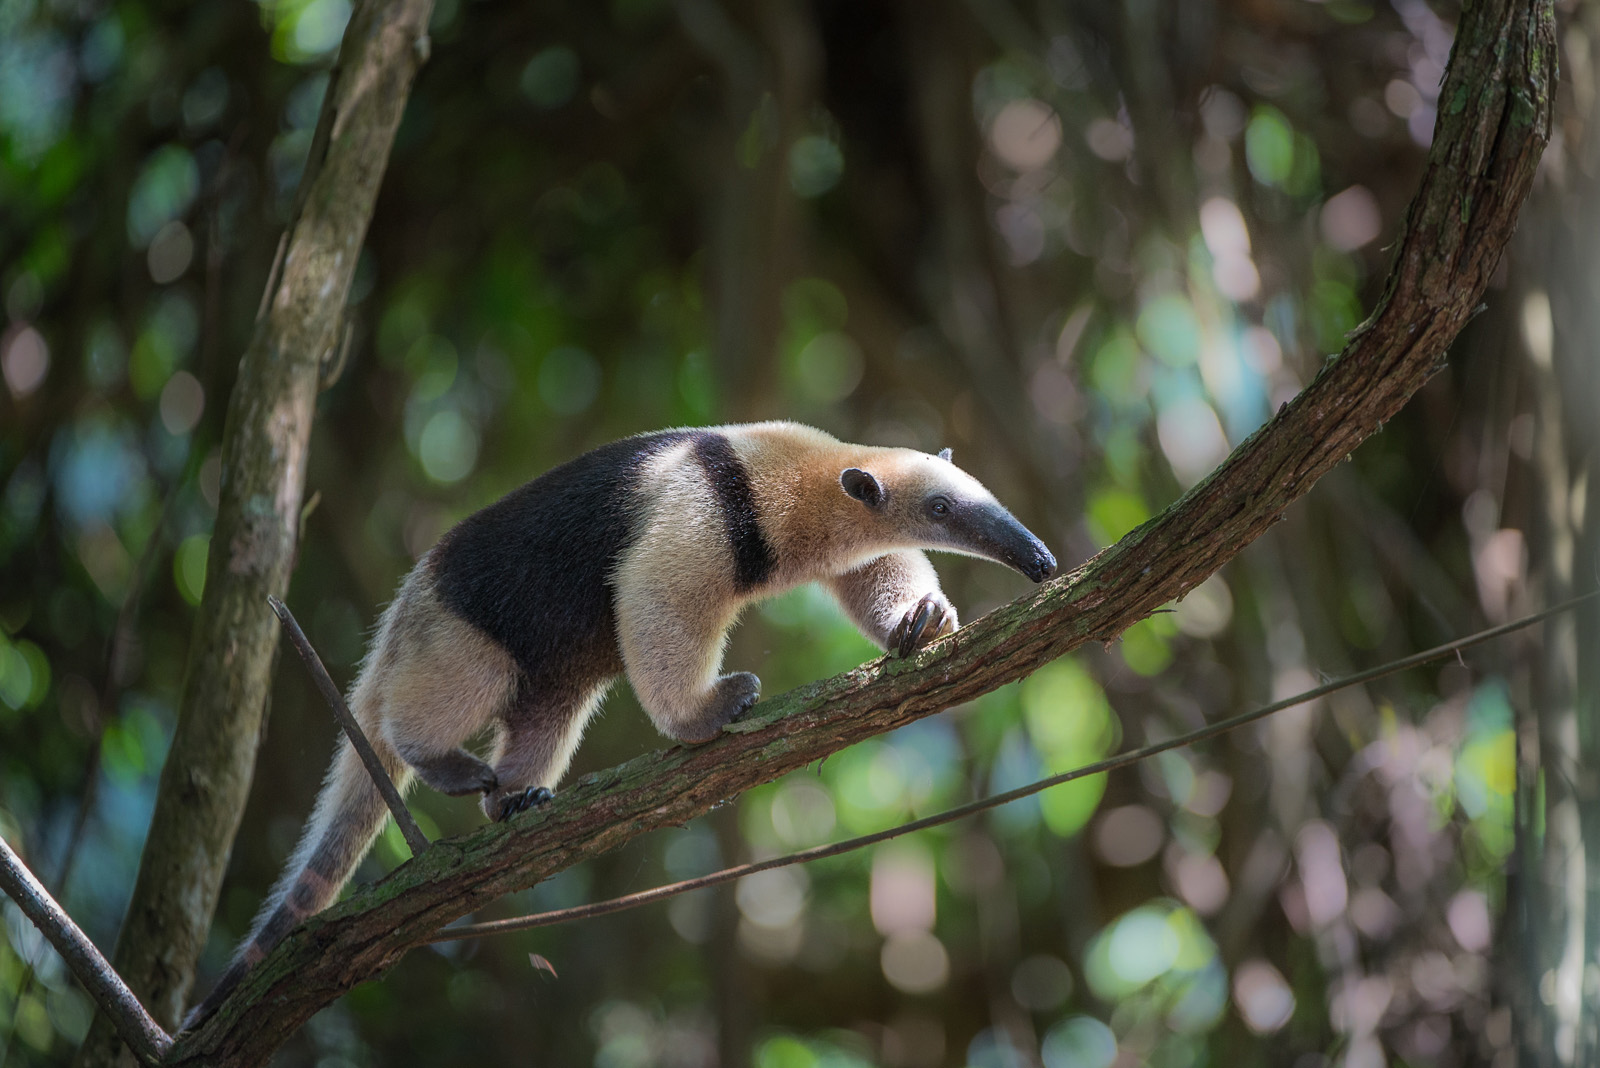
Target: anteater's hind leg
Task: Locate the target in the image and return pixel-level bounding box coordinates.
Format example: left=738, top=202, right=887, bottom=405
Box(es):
left=481, top=680, right=612, bottom=821
left=377, top=597, right=520, bottom=798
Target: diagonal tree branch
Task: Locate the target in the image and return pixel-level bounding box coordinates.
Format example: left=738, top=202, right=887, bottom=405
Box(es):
left=421, top=596, right=1590, bottom=944
left=171, top=0, right=1554, bottom=1063
left=0, top=839, right=171, bottom=1066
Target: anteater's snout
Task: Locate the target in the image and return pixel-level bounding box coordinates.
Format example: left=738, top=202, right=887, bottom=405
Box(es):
left=951, top=503, right=1058, bottom=584
left=994, top=526, right=1056, bottom=583
left=1022, top=547, right=1057, bottom=583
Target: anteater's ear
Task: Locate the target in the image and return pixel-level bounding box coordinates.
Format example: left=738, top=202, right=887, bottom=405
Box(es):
left=938, top=447, right=953, bottom=463
left=840, top=468, right=885, bottom=509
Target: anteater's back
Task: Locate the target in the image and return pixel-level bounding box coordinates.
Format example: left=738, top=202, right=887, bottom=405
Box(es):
left=427, top=429, right=695, bottom=690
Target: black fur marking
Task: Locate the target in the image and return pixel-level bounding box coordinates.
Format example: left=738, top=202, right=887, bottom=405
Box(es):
left=287, top=880, right=321, bottom=914
left=255, top=905, right=300, bottom=949
left=431, top=431, right=695, bottom=689
left=185, top=958, right=249, bottom=1029
left=304, top=844, right=342, bottom=880
left=692, top=434, right=776, bottom=590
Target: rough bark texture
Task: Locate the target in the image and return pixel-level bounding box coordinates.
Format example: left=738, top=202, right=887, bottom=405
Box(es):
left=72, top=0, right=436, bottom=1064
left=168, top=1, right=1554, bottom=1063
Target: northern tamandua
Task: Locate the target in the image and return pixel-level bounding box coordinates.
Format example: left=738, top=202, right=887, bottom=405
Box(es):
left=188, top=421, right=1054, bottom=1024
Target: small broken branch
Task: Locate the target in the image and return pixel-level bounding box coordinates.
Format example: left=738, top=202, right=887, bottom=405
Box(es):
left=0, top=837, right=172, bottom=1066
left=268, top=596, right=429, bottom=856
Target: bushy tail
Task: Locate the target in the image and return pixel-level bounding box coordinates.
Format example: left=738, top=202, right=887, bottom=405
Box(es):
left=184, top=682, right=408, bottom=1029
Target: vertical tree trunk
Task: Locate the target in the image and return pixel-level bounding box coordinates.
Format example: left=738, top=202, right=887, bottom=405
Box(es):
left=1513, top=6, right=1600, bottom=1060
left=676, top=0, right=820, bottom=417
left=73, top=0, right=435, bottom=1062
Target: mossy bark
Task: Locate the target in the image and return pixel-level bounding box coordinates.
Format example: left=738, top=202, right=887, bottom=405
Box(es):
left=72, top=1, right=436, bottom=1065
left=169, top=1, right=1554, bottom=1063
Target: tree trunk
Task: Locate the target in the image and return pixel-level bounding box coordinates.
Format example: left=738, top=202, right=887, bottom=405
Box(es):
left=677, top=0, right=821, bottom=417
left=72, top=0, right=436, bottom=1063
left=1513, top=5, right=1600, bottom=1060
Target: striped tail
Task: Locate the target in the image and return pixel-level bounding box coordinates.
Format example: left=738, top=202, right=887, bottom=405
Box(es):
left=184, top=687, right=409, bottom=1029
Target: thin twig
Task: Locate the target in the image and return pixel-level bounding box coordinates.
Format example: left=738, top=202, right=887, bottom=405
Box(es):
left=429, top=592, right=1592, bottom=944
left=0, top=837, right=171, bottom=1065
left=254, top=231, right=287, bottom=323
left=267, top=595, right=430, bottom=856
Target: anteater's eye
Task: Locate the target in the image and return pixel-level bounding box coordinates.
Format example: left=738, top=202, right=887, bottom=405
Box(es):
left=928, top=497, right=951, bottom=519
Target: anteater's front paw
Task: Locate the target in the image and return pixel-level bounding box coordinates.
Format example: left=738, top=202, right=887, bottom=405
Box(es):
left=487, top=785, right=553, bottom=822
left=678, top=672, right=761, bottom=744
left=890, top=593, right=958, bottom=657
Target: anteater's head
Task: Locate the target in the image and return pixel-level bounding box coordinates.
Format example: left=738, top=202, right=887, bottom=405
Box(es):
left=839, top=448, right=1057, bottom=583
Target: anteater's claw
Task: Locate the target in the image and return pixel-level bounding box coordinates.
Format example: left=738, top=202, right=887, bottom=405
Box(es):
left=493, top=785, right=553, bottom=822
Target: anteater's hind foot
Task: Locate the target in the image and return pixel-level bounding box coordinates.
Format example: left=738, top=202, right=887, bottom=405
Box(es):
left=489, top=785, right=553, bottom=822
left=398, top=744, right=498, bottom=796
left=480, top=682, right=609, bottom=821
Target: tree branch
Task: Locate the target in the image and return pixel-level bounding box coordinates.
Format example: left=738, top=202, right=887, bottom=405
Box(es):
left=171, top=0, right=1554, bottom=1063
left=268, top=596, right=430, bottom=856
left=424, top=596, right=1589, bottom=944
left=0, top=838, right=171, bottom=1066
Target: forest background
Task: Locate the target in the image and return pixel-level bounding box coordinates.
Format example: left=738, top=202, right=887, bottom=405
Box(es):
left=0, top=0, right=1594, bottom=1065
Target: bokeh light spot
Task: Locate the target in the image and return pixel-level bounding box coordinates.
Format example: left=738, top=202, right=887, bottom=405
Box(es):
left=182, top=68, right=230, bottom=131
left=1086, top=487, right=1149, bottom=547
left=989, top=98, right=1061, bottom=171
left=147, top=221, right=195, bottom=283
left=286, top=0, right=352, bottom=62
left=2, top=325, right=50, bottom=398
left=1244, top=107, right=1294, bottom=187
left=418, top=409, right=480, bottom=483
left=880, top=930, right=948, bottom=995
left=174, top=534, right=210, bottom=606
left=1137, top=294, right=1200, bottom=367
left=737, top=866, right=808, bottom=929
left=1157, top=395, right=1229, bottom=486
left=788, top=134, right=844, bottom=197
left=127, top=145, right=199, bottom=247
left=1094, top=804, right=1164, bottom=867
left=1041, top=1017, right=1116, bottom=1068
left=1321, top=185, right=1383, bottom=251
left=1107, top=908, right=1180, bottom=986
left=870, top=843, right=935, bottom=936
left=1012, top=954, right=1074, bottom=1012
left=1234, top=960, right=1295, bottom=1034
left=1447, top=890, right=1492, bottom=952
left=792, top=331, right=863, bottom=403
left=1085, top=117, right=1133, bottom=161
left=1174, top=574, right=1233, bottom=638
left=521, top=46, right=580, bottom=109
left=159, top=370, right=205, bottom=435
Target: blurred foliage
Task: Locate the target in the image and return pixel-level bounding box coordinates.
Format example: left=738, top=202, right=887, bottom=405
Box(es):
left=0, top=0, right=1570, bottom=1065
